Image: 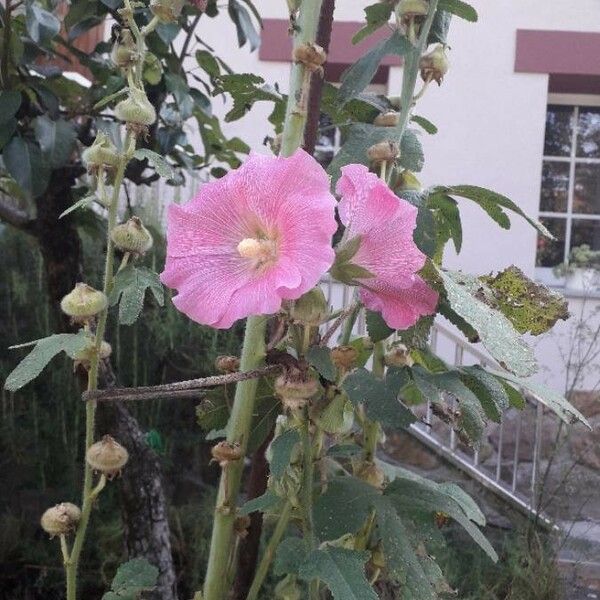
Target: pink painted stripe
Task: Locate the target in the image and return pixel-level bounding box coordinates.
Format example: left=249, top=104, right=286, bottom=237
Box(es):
left=259, top=18, right=401, bottom=66
left=515, top=29, right=600, bottom=76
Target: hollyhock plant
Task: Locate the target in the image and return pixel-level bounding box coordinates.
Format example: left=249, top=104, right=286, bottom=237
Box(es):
left=161, top=150, right=337, bottom=328
left=334, top=164, right=438, bottom=329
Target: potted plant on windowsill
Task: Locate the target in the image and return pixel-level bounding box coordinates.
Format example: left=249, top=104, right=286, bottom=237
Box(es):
left=554, top=244, right=600, bottom=291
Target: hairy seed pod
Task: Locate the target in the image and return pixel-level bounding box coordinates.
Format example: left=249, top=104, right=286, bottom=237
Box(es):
left=384, top=344, right=414, bottom=367
left=41, top=502, right=81, bottom=537
left=367, top=141, right=399, bottom=165
left=82, top=132, right=120, bottom=172
left=73, top=339, right=112, bottom=370
left=115, top=88, right=156, bottom=132
left=374, top=111, right=400, bottom=127
left=214, top=355, right=240, bottom=373
left=110, top=28, right=137, bottom=69
left=331, top=345, right=359, bottom=370
left=293, top=42, right=327, bottom=73
left=111, top=216, right=153, bottom=255
left=355, top=461, right=385, bottom=489
left=419, top=44, right=450, bottom=85
left=211, top=441, right=243, bottom=467
left=86, top=435, right=129, bottom=478
left=275, top=370, right=319, bottom=411
left=290, top=287, right=328, bottom=326
left=150, top=0, right=184, bottom=22
left=60, top=283, right=107, bottom=321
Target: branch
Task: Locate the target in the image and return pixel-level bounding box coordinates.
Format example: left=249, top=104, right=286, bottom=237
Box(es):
left=0, top=196, right=34, bottom=231
left=83, top=364, right=282, bottom=402
left=320, top=302, right=360, bottom=346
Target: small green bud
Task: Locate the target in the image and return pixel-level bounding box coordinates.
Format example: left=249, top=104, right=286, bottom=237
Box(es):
left=86, top=435, right=129, bottom=479
left=41, top=503, right=81, bottom=537
left=396, top=169, right=422, bottom=192
left=291, top=287, right=328, bottom=326
left=82, top=132, right=120, bottom=173
left=115, top=88, right=156, bottom=133
left=110, top=28, right=137, bottom=69
left=111, top=216, right=153, bottom=255
left=150, top=0, right=184, bottom=23
left=60, top=283, right=108, bottom=322
left=73, top=339, right=112, bottom=370
left=420, top=44, right=449, bottom=85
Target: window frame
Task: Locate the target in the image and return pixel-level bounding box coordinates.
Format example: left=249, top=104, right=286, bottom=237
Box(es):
left=536, top=93, right=600, bottom=286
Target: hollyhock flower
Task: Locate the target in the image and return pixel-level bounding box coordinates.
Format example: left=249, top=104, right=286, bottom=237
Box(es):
left=161, top=150, right=337, bottom=329
left=334, top=164, right=438, bottom=329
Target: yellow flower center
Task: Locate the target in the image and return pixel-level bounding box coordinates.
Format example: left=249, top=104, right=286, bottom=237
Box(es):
left=237, top=237, right=277, bottom=267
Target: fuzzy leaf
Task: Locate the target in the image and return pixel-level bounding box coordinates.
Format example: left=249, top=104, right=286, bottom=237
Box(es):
left=3, top=136, right=50, bottom=199
left=26, top=2, right=60, bottom=44
left=352, top=3, right=393, bottom=44
left=239, top=490, right=280, bottom=515
left=438, top=0, right=478, bottom=21
left=428, top=192, right=462, bottom=254
left=437, top=269, right=537, bottom=377
left=299, top=547, right=377, bottom=600
left=269, top=428, right=301, bottom=478
left=428, top=9, right=452, bottom=44
left=411, top=114, right=437, bottom=134
left=306, top=346, right=337, bottom=381
left=33, top=116, right=77, bottom=169
left=133, top=148, right=177, bottom=180
left=274, top=537, right=307, bottom=576
left=460, top=365, right=509, bottom=422
left=5, top=333, right=88, bottom=392
left=365, top=310, right=395, bottom=343
left=102, top=558, right=158, bottom=600
left=110, top=266, right=164, bottom=325
left=399, top=128, right=424, bottom=173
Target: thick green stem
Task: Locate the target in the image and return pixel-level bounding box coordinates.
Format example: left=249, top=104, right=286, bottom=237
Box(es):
left=202, top=315, right=268, bottom=600
left=280, top=0, right=324, bottom=157
left=246, top=501, right=293, bottom=600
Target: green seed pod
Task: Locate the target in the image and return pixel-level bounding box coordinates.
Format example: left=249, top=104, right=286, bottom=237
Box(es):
left=396, top=169, right=422, bottom=192
left=149, top=0, right=184, bottom=23
left=41, top=502, right=81, bottom=537
left=111, top=216, right=153, bottom=255
left=82, top=132, right=120, bottom=172
left=110, top=28, right=137, bottom=69
left=60, top=283, right=108, bottom=321
left=419, top=44, right=450, bottom=85
left=73, top=339, right=112, bottom=368
left=86, top=435, right=129, bottom=478
left=290, top=287, right=328, bottom=326
left=115, top=88, right=156, bottom=129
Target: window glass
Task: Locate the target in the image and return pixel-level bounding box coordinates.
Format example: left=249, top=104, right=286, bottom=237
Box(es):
left=570, top=219, right=600, bottom=252
left=543, top=105, right=573, bottom=157
left=540, top=161, right=569, bottom=212
left=573, top=164, right=600, bottom=215
left=536, top=217, right=566, bottom=267
left=576, top=107, right=600, bottom=158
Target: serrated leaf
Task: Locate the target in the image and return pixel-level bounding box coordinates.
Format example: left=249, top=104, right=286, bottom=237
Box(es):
left=342, top=367, right=415, bottom=429
left=299, top=547, right=378, bottom=600
left=5, top=333, right=88, bottom=391
left=306, top=346, right=336, bottom=381
left=352, top=3, right=393, bottom=44
left=133, top=148, right=177, bottom=180
left=109, top=265, right=164, bottom=325
left=274, top=537, right=307, bottom=576
left=438, top=0, right=478, bottom=21
left=102, top=558, right=158, bottom=600
left=460, top=364, right=509, bottom=422
left=437, top=269, right=537, bottom=377
left=238, top=490, right=279, bottom=515
left=269, top=428, right=300, bottom=478
left=365, top=310, right=395, bottom=343
left=489, top=370, right=591, bottom=429
left=428, top=192, right=462, bottom=254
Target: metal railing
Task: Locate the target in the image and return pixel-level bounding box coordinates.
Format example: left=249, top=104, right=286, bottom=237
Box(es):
left=319, top=278, right=552, bottom=525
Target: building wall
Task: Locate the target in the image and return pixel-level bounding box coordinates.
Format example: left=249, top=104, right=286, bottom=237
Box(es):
left=182, top=1, right=600, bottom=391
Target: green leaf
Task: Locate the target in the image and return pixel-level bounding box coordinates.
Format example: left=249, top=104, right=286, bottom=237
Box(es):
left=269, top=428, right=301, bottom=478
left=342, top=367, right=415, bottom=429
left=411, top=114, right=437, bottom=134
left=365, top=310, right=394, bottom=343
left=26, top=2, right=60, bottom=44
left=438, top=0, right=478, bottom=21
left=352, top=3, right=393, bottom=44
left=33, top=116, right=77, bottom=169
left=164, top=73, right=193, bottom=120
left=480, top=266, right=569, bottom=336
left=102, top=558, right=158, bottom=600
left=437, top=269, right=537, bottom=377
left=5, top=333, right=88, bottom=391
left=339, top=31, right=411, bottom=104
left=414, top=205, right=437, bottom=258
left=428, top=9, right=452, bottom=44
left=460, top=364, right=509, bottom=422
left=0, top=118, right=17, bottom=151
left=196, top=49, right=221, bottom=78
left=133, top=148, right=177, bottom=180
left=228, top=0, right=260, bottom=51
left=274, top=537, right=307, bottom=576
left=299, top=547, right=377, bottom=600
left=399, top=128, right=424, bottom=172
left=3, top=136, right=50, bottom=199
left=489, top=370, right=591, bottom=429
left=109, top=265, right=164, bottom=325
left=238, top=490, right=279, bottom=515
left=306, top=346, right=336, bottom=381
left=428, top=192, right=462, bottom=254
left=59, top=194, right=97, bottom=219
left=196, top=389, right=229, bottom=432
left=0, top=91, right=22, bottom=124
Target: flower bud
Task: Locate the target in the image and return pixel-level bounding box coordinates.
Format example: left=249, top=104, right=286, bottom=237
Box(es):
left=367, top=141, right=399, bottom=165
left=355, top=461, right=385, bottom=489
left=86, top=435, right=129, bottom=478
left=73, top=339, right=112, bottom=370
left=419, top=44, right=449, bottom=85
left=110, top=28, right=137, bottom=69
left=384, top=344, right=414, bottom=367
left=396, top=169, right=421, bottom=192
left=290, top=287, right=328, bottom=326
left=82, top=132, right=120, bottom=173
left=293, top=42, right=327, bottom=73
left=211, top=441, right=243, bottom=467
left=331, top=345, right=358, bottom=370
left=150, top=0, right=184, bottom=23
left=60, top=283, right=108, bottom=322
left=374, top=111, right=400, bottom=127
left=396, top=0, right=429, bottom=19
left=275, top=370, right=319, bottom=411
left=275, top=575, right=302, bottom=600
left=115, top=88, right=156, bottom=133
left=111, top=216, right=153, bottom=255
left=41, top=502, right=81, bottom=537
left=215, top=355, right=240, bottom=373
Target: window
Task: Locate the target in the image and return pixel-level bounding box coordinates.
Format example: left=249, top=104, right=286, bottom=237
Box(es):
left=537, top=100, right=600, bottom=283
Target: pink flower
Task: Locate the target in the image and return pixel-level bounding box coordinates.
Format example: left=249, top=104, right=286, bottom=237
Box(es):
left=161, top=150, right=337, bottom=329
left=335, top=164, right=438, bottom=329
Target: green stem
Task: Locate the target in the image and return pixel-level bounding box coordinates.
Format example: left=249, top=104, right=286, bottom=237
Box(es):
left=280, top=0, right=325, bottom=157
left=246, top=501, right=293, bottom=600
left=202, top=316, right=268, bottom=600
left=65, top=134, right=134, bottom=600
left=363, top=342, right=384, bottom=462
left=339, top=300, right=360, bottom=345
